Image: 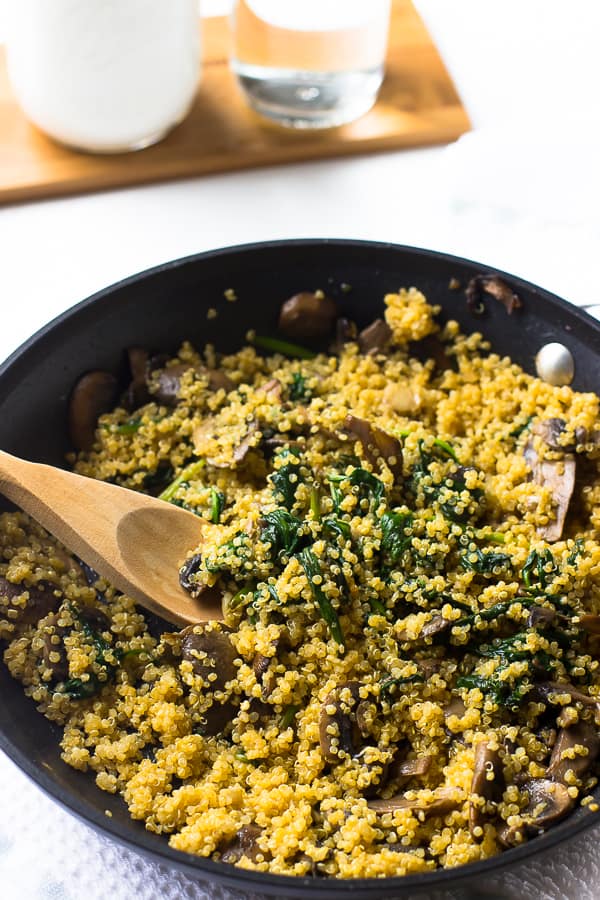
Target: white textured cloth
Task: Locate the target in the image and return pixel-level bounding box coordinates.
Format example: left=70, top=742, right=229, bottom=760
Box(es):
left=1, top=746, right=600, bottom=900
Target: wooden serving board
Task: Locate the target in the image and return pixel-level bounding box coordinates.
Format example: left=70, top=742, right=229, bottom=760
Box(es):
left=0, top=0, right=470, bottom=205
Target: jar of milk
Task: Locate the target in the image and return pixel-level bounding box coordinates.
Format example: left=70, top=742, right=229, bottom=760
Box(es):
left=5, top=0, right=201, bottom=153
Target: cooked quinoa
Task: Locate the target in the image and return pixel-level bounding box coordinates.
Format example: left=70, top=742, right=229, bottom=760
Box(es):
left=2, top=286, right=600, bottom=879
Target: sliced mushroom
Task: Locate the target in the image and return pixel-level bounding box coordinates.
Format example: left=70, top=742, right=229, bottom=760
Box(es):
left=78, top=604, right=111, bottom=633
left=416, top=658, right=442, bottom=680
left=261, top=378, right=283, bottom=402
left=388, top=751, right=434, bottom=791
left=179, top=553, right=203, bottom=592
left=193, top=418, right=260, bottom=468
left=278, top=291, right=337, bottom=340
left=523, top=439, right=576, bottom=541
left=466, top=274, right=522, bottom=315
left=527, top=606, right=557, bottom=629
left=497, top=779, right=573, bottom=846
left=444, top=696, right=468, bottom=738
left=232, top=421, right=260, bottom=464
left=207, top=369, right=235, bottom=393
left=357, top=319, right=392, bottom=355
left=195, top=698, right=237, bottom=737
left=252, top=647, right=278, bottom=700
left=545, top=721, right=600, bottom=783
left=331, top=317, right=358, bottom=354
left=344, top=415, right=403, bottom=479
left=180, top=625, right=237, bottom=692
left=220, top=824, right=265, bottom=864
left=151, top=363, right=234, bottom=407
left=353, top=747, right=391, bottom=799
left=469, top=741, right=504, bottom=839
left=0, top=576, right=62, bottom=626
left=368, top=785, right=460, bottom=817
left=411, top=334, right=457, bottom=373
left=574, top=426, right=600, bottom=448
left=42, top=611, right=69, bottom=680
left=529, top=681, right=600, bottom=717
left=578, top=614, right=600, bottom=635
left=421, top=615, right=451, bottom=640
left=68, top=370, right=119, bottom=451
left=178, top=555, right=222, bottom=608
left=444, top=696, right=467, bottom=720
left=533, top=418, right=575, bottom=452
left=319, top=682, right=365, bottom=764
left=124, top=347, right=151, bottom=410
left=150, top=363, right=189, bottom=406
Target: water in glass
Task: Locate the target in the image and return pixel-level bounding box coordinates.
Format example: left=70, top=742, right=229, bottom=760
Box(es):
left=230, top=0, right=391, bottom=128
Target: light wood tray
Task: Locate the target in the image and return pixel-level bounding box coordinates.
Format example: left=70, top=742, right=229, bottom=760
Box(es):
left=0, top=0, right=470, bottom=205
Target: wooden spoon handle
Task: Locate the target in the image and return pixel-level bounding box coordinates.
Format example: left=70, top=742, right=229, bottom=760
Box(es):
left=0, top=449, right=210, bottom=625
left=0, top=448, right=147, bottom=569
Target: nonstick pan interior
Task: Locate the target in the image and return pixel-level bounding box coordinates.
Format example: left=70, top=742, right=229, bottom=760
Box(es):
left=1, top=240, right=599, bottom=899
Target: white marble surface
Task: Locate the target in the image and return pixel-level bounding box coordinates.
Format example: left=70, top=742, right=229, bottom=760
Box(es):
left=1, top=2, right=600, bottom=898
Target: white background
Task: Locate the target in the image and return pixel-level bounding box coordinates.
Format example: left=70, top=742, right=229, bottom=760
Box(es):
left=1, top=1, right=600, bottom=898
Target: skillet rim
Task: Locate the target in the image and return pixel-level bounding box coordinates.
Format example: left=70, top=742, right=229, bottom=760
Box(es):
left=1, top=237, right=600, bottom=897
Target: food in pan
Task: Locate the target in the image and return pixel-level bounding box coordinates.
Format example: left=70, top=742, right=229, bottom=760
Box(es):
left=2, top=284, right=600, bottom=878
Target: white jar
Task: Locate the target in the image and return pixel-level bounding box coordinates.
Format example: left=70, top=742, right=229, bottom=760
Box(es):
left=6, top=0, right=201, bottom=153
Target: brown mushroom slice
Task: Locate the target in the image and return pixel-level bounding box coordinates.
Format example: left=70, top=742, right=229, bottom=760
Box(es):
left=207, top=369, right=235, bottom=393
left=545, top=721, right=600, bottom=784
left=261, top=378, right=283, bottom=402
left=368, top=786, right=460, bottom=817
left=68, top=370, right=119, bottom=451
left=179, top=625, right=237, bottom=692
left=331, top=317, right=358, bottom=354
left=252, top=645, right=279, bottom=701
left=124, top=347, right=151, bottom=410
left=523, top=440, right=576, bottom=541
left=533, top=418, right=575, bottom=452
left=344, top=415, right=403, bottom=479
left=193, top=417, right=260, bottom=468
left=574, top=426, right=600, bottom=449
left=527, top=606, right=557, bottom=629
left=178, top=553, right=223, bottom=608
left=0, top=576, right=62, bottom=626
left=319, top=682, right=363, bottom=764
left=252, top=651, right=271, bottom=681
left=196, top=698, right=237, bottom=737
left=466, top=274, right=522, bottom=315
left=497, top=779, right=573, bottom=847
left=278, top=291, right=337, bottom=340
left=150, top=363, right=233, bottom=407
left=409, top=334, right=457, bottom=373
left=41, top=611, right=69, bottom=681
left=357, top=319, right=392, bottom=355
left=421, top=615, right=451, bottom=639
left=353, top=747, right=391, bottom=799
left=529, top=681, right=600, bottom=718
left=416, top=658, right=442, bottom=680
left=232, top=421, right=261, bottom=464
left=444, top=696, right=467, bottom=720
left=220, top=824, right=265, bottom=864
left=578, top=614, right=600, bottom=635
left=469, top=741, right=504, bottom=839
left=149, top=363, right=191, bottom=406
left=391, top=754, right=434, bottom=791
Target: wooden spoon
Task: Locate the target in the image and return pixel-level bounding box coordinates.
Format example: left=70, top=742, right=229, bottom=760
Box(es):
left=0, top=449, right=223, bottom=626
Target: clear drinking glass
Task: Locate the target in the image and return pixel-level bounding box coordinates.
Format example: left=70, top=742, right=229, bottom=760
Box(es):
left=230, top=0, right=391, bottom=129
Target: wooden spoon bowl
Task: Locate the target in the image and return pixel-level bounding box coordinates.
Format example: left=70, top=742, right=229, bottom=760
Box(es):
left=0, top=449, right=222, bottom=625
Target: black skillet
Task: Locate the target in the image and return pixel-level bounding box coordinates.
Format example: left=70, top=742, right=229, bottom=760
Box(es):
left=1, top=240, right=599, bottom=899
